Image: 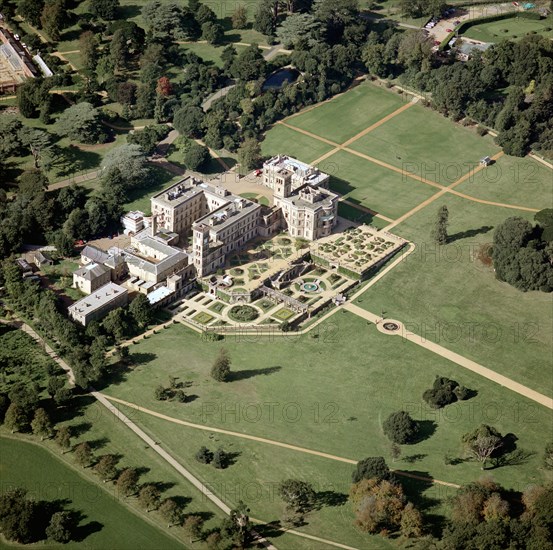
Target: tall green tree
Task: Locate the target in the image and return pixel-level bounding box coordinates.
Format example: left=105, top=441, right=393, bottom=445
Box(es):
left=31, top=408, right=53, bottom=440
left=431, top=205, right=449, bottom=245
left=211, top=348, right=231, bottom=382
left=56, top=103, right=105, bottom=144
left=40, top=0, right=68, bottom=41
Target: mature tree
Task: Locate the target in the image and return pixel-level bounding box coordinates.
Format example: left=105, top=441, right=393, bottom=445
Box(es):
left=400, top=502, right=423, bottom=538
left=535, top=209, right=553, bottom=242
left=110, top=28, right=129, bottom=71
left=90, top=0, right=119, bottom=19
left=55, top=425, right=71, bottom=452
left=17, top=0, right=45, bottom=26
left=253, top=0, right=276, bottom=37
left=423, top=376, right=468, bottom=409
left=40, top=0, right=68, bottom=41
left=138, top=484, right=161, bottom=511
left=184, top=142, right=210, bottom=171
left=117, top=468, right=140, bottom=496
left=349, top=478, right=406, bottom=534
left=54, top=387, right=72, bottom=406
left=383, top=411, right=418, bottom=445
left=56, top=103, right=105, bottom=144
left=0, top=488, right=37, bottom=543
left=102, top=144, right=150, bottom=188
left=4, top=403, right=27, bottom=433
left=211, top=348, right=231, bottom=382
left=182, top=514, right=204, bottom=543
left=231, top=44, right=267, bottom=81
left=221, top=501, right=252, bottom=547
left=431, top=205, right=449, bottom=245
left=544, top=441, right=553, bottom=470
left=173, top=106, right=205, bottom=138
left=313, top=0, right=359, bottom=44
left=276, top=13, right=320, bottom=48
left=201, top=21, right=224, bottom=45
left=63, top=208, right=89, bottom=240
left=462, top=424, right=504, bottom=469
left=212, top=448, right=229, bottom=469
left=278, top=479, right=316, bottom=515
left=237, top=138, right=262, bottom=172
left=79, top=31, right=99, bottom=73
left=46, top=511, right=74, bottom=543
left=195, top=446, right=213, bottom=464
left=352, top=457, right=390, bottom=483
left=232, top=5, right=248, bottom=29
left=129, top=293, right=153, bottom=328
left=18, top=169, right=49, bottom=196
left=449, top=478, right=503, bottom=523
left=74, top=441, right=94, bottom=467
left=31, top=408, right=53, bottom=440
left=159, top=498, right=183, bottom=527
left=20, top=128, right=54, bottom=170
left=94, top=454, right=119, bottom=481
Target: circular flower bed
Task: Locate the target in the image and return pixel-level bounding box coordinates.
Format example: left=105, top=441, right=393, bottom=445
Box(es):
left=228, top=305, right=259, bottom=322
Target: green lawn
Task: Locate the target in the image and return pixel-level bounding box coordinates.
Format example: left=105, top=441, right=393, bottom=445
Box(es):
left=462, top=16, right=553, bottom=43
left=179, top=43, right=225, bottom=67
left=354, top=195, right=553, bottom=398
left=0, top=436, right=184, bottom=550
left=115, top=403, right=397, bottom=550
left=325, top=150, right=436, bottom=219
left=348, top=105, right=501, bottom=185
left=261, top=124, right=335, bottom=164
left=103, top=318, right=552, bottom=492
left=454, top=154, right=553, bottom=210
left=286, top=83, right=407, bottom=144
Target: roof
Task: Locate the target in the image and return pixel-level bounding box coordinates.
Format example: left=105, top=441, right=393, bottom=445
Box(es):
left=34, top=250, right=52, bottom=263
left=73, top=262, right=110, bottom=281
left=192, top=198, right=261, bottom=233
left=147, top=286, right=174, bottom=305
left=81, top=245, right=110, bottom=264
left=264, top=156, right=329, bottom=187
left=68, top=283, right=127, bottom=315
left=458, top=42, right=492, bottom=56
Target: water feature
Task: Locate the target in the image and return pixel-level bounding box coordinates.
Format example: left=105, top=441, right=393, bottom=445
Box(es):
left=302, top=281, right=320, bottom=293
left=262, top=68, right=300, bottom=90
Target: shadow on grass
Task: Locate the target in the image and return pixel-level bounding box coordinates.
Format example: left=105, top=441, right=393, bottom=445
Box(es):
left=130, top=352, right=157, bottom=366
left=117, top=4, right=141, bottom=19
left=402, top=453, right=427, bottom=464
left=411, top=420, right=437, bottom=444
left=54, top=145, right=102, bottom=177
left=315, top=490, right=348, bottom=509
left=229, top=365, right=282, bottom=381
left=448, top=225, right=493, bottom=243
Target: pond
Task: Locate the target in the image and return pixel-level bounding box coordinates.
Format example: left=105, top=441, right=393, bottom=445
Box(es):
left=262, top=68, right=300, bottom=90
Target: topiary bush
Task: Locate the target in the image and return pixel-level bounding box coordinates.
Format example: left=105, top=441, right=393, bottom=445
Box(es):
left=423, top=376, right=473, bottom=408
left=228, top=305, right=259, bottom=322
left=382, top=411, right=419, bottom=445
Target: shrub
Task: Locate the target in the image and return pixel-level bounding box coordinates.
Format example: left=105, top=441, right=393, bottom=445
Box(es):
left=352, top=457, right=390, bottom=483
left=382, top=411, right=419, bottom=445
left=423, top=376, right=463, bottom=409
left=195, top=446, right=213, bottom=464
left=228, top=305, right=259, bottom=322
left=454, top=385, right=470, bottom=400
left=476, top=125, right=488, bottom=136
left=212, top=448, right=228, bottom=469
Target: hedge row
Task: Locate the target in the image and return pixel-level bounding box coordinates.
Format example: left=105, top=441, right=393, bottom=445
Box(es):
left=456, top=11, right=542, bottom=36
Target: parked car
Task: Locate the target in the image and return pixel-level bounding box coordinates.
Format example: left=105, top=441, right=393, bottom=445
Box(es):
left=434, top=40, right=441, bottom=45
left=254, top=169, right=263, bottom=176
left=446, top=28, right=453, bottom=32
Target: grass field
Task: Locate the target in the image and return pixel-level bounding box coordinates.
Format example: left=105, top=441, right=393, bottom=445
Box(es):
left=261, top=124, right=335, bottom=164
left=348, top=105, right=501, bottom=185
left=179, top=43, right=225, bottom=67
left=454, top=155, right=553, bottom=210
left=286, top=84, right=407, bottom=144
left=354, top=195, right=553, bottom=398
left=462, top=17, right=553, bottom=43
left=326, top=150, right=436, bottom=219
left=0, top=436, right=184, bottom=550
left=103, top=318, right=552, bottom=489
